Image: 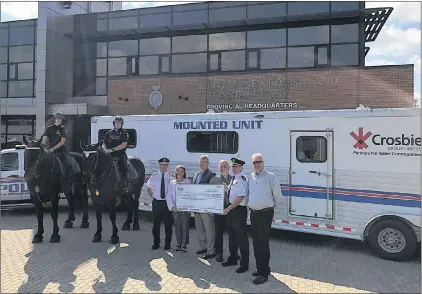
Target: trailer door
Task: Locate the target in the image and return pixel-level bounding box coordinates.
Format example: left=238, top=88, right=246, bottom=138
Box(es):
left=289, top=131, right=333, bottom=219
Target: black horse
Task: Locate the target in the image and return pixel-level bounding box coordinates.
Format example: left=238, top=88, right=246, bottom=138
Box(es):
left=23, top=136, right=89, bottom=243
left=79, top=142, right=145, bottom=244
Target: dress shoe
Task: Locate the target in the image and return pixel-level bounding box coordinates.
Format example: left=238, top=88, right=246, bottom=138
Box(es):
left=151, top=244, right=160, bottom=250
left=222, top=259, right=237, bottom=267
left=175, top=245, right=181, bottom=251
left=164, top=244, right=171, bottom=250
left=181, top=245, right=187, bottom=252
left=216, top=254, right=223, bottom=262
left=202, top=253, right=216, bottom=260
left=235, top=266, right=248, bottom=273
left=253, top=276, right=268, bottom=285
left=196, top=249, right=207, bottom=254
left=252, top=270, right=259, bottom=277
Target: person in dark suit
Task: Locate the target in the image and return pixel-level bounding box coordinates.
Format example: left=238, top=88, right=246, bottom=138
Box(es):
left=193, top=155, right=216, bottom=259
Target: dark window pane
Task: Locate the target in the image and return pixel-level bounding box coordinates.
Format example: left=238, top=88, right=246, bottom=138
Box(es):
left=1, top=81, right=7, bottom=97
left=9, top=45, right=34, bottom=63
left=108, top=57, right=127, bottom=76
left=108, top=40, right=138, bottom=57
left=288, top=47, right=314, bottom=68
left=7, top=118, right=33, bottom=134
left=248, top=51, right=258, bottom=68
left=161, top=56, right=169, bottom=72
left=247, top=3, right=287, bottom=18
left=139, top=55, right=159, bottom=74
left=317, top=47, right=328, bottom=65
left=172, top=10, right=208, bottom=25
left=17, top=63, right=33, bottom=80
left=173, top=3, right=208, bottom=11
left=1, top=47, right=8, bottom=63
left=187, top=131, right=239, bottom=154
left=247, top=29, right=286, bottom=48
left=8, top=80, right=33, bottom=97
left=97, top=19, right=107, bottom=31
left=296, top=136, right=327, bottom=163
left=97, top=42, right=107, bottom=58
left=331, top=23, right=359, bottom=43
left=172, top=53, right=207, bottom=73
left=221, top=50, right=245, bottom=71
left=331, top=44, right=359, bottom=66
left=288, top=1, right=330, bottom=15
left=331, top=1, right=360, bottom=12
left=96, top=59, right=107, bottom=76
left=96, top=77, right=107, bottom=95
left=1, top=153, right=19, bottom=171
left=209, top=7, right=246, bottom=22
left=172, top=35, right=207, bottom=53
left=9, top=64, right=17, bottom=80
left=139, top=14, right=171, bottom=28
left=1, top=29, right=8, bottom=46
left=261, top=48, right=286, bottom=69
left=9, top=26, right=35, bottom=45
left=288, top=26, right=329, bottom=46
left=210, top=53, right=219, bottom=70
left=109, top=17, right=138, bottom=30
left=0, top=64, right=6, bottom=80
left=139, top=37, right=170, bottom=55
left=209, top=32, right=245, bottom=51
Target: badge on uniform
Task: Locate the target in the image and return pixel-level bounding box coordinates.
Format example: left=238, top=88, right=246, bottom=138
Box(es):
left=96, top=190, right=100, bottom=196
left=241, top=176, right=246, bottom=181
left=233, top=180, right=239, bottom=186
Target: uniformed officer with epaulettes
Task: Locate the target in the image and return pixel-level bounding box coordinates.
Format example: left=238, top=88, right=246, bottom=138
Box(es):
left=146, top=157, right=174, bottom=250
left=221, top=158, right=250, bottom=274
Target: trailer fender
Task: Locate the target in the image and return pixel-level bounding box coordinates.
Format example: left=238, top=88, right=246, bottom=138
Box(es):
left=363, top=214, right=420, bottom=242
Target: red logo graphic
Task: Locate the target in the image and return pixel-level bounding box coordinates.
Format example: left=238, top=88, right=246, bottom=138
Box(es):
left=350, top=127, right=372, bottom=149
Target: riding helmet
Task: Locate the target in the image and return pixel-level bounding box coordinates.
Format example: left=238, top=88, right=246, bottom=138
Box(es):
left=113, top=116, right=124, bottom=127
left=54, top=112, right=65, bottom=120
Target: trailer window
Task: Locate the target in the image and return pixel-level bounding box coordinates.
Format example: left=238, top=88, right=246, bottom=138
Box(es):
left=296, top=136, right=327, bottom=163
left=1, top=152, right=19, bottom=171
left=187, top=131, right=239, bottom=154
left=98, top=129, right=137, bottom=148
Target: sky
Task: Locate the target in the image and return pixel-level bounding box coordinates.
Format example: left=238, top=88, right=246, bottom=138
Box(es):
left=1, top=1, right=420, bottom=105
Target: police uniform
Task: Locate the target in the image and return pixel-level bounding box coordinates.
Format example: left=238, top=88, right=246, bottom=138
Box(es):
left=222, top=158, right=250, bottom=273
left=146, top=157, right=174, bottom=250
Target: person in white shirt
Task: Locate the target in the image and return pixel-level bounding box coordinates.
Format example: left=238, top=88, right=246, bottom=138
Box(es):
left=248, top=153, right=282, bottom=285
left=166, top=165, right=191, bottom=252
left=146, top=157, right=174, bottom=251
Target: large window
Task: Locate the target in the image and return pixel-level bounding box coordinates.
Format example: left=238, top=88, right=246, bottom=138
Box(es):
left=9, top=26, right=35, bottom=46
left=187, top=131, right=239, bottom=154
left=331, top=44, right=359, bottom=66
left=247, top=29, right=286, bottom=49
left=1, top=115, right=35, bottom=149
left=331, top=24, right=359, bottom=43
left=296, top=136, right=327, bottom=163
left=172, top=53, right=207, bottom=73
left=9, top=45, right=34, bottom=63
left=8, top=80, right=33, bottom=97
left=288, top=26, right=329, bottom=46
left=261, top=48, right=286, bottom=69
left=288, top=2, right=330, bottom=16
left=139, top=37, right=170, bottom=55
left=247, top=2, right=286, bottom=18
left=221, top=50, right=245, bottom=71
left=108, top=40, right=138, bottom=57
left=139, top=55, right=159, bottom=75
left=98, top=129, right=137, bottom=148
left=1, top=153, right=19, bottom=171
left=209, top=32, right=245, bottom=51
left=288, top=47, right=315, bottom=68
left=172, top=35, right=207, bottom=53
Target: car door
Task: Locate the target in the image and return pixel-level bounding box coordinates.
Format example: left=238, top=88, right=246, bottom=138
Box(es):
left=1, top=151, right=24, bottom=201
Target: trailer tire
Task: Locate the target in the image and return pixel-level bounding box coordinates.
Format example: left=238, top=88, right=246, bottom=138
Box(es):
left=368, top=218, right=417, bottom=261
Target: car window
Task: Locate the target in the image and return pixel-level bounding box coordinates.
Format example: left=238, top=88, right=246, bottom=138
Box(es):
left=1, top=152, right=19, bottom=171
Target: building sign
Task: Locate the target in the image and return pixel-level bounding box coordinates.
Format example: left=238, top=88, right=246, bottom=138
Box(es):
left=207, top=102, right=298, bottom=111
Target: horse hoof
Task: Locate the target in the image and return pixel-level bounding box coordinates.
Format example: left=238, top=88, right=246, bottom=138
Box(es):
left=121, top=223, right=130, bottom=231
left=32, top=235, right=43, bottom=243
left=92, top=235, right=102, bottom=243
left=80, top=222, right=89, bottom=229
left=50, top=235, right=61, bottom=243
left=110, top=236, right=119, bottom=244
left=63, top=221, right=73, bottom=229
left=133, top=223, right=140, bottom=231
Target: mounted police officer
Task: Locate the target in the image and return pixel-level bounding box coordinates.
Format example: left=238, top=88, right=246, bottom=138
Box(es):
left=41, top=112, right=75, bottom=187
left=101, top=116, right=130, bottom=193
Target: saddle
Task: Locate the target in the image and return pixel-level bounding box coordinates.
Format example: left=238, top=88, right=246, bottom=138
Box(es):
left=55, top=155, right=81, bottom=178
left=111, top=159, right=138, bottom=180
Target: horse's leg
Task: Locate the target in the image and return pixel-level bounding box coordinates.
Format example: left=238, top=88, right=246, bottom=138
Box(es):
left=92, top=205, right=102, bottom=242
left=109, top=202, right=119, bottom=244
left=63, top=191, right=75, bottom=229
left=49, top=191, right=61, bottom=243
left=80, top=186, right=90, bottom=228
left=133, top=188, right=140, bottom=231
left=122, top=193, right=132, bottom=231
left=32, top=196, right=44, bottom=243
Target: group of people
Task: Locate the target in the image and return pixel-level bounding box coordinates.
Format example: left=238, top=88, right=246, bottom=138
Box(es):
left=146, top=153, right=282, bottom=285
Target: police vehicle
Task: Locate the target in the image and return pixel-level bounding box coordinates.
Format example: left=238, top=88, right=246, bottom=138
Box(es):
left=90, top=107, right=421, bottom=261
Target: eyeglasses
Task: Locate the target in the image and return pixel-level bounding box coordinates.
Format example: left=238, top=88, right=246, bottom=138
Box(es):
left=253, top=161, right=263, bottom=165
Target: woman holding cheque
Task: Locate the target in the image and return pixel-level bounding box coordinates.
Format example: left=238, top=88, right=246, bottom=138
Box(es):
left=166, top=165, right=191, bottom=252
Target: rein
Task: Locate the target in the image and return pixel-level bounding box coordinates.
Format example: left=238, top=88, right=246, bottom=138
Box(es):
left=82, top=149, right=113, bottom=187
left=25, top=146, right=56, bottom=179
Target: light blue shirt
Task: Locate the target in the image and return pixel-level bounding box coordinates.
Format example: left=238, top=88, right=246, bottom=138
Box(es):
left=248, top=170, right=282, bottom=210
left=228, top=171, right=248, bottom=207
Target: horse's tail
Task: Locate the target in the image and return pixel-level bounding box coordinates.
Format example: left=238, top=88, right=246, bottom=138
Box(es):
left=128, top=156, right=146, bottom=192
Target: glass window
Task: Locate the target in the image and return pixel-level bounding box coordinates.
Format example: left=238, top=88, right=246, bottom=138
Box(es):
left=1, top=47, right=8, bottom=63
left=221, top=50, right=245, bottom=71
left=8, top=80, right=33, bottom=97
left=209, top=32, right=245, bottom=51
left=9, top=26, right=35, bottom=46
left=209, top=53, right=219, bottom=70
left=209, top=7, right=246, bottom=22
left=247, top=3, right=287, bottom=18
left=172, top=10, right=208, bottom=26
left=317, top=47, right=328, bottom=65
left=288, top=47, right=314, bottom=68
left=331, top=23, right=359, bottom=43
left=331, top=1, right=360, bottom=12
left=17, top=63, right=33, bottom=80
left=99, top=128, right=137, bottom=148
left=1, top=29, right=8, bottom=46
left=139, top=14, right=171, bottom=28
left=288, top=26, right=329, bottom=46
left=1, top=152, right=19, bottom=171
left=296, top=136, right=327, bottom=163
left=9, top=45, right=34, bottom=63
left=187, top=131, right=239, bottom=154
left=97, top=19, right=107, bottom=31
left=288, top=2, right=330, bottom=16
left=0, top=64, right=6, bottom=80
left=261, top=48, right=286, bottom=69
left=108, top=40, right=138, bottom=57
left=96, top=77, right=107, bottom=95
left=1, top=81, right=7, bottom=98
left=108, top=57, right=127, bottom=76
left=109, top=17, right=138, bottom=30
left=172, top=35, right=207, bottom=53
left=96, top=59, right=107, bottom=76
left=7, top=118, right=33, bottom=134
left=8, top=64, right=17, bottom=80
left=172, top=53, right=207, bottom=73
left=139, top=37, right=170, bottom=55
left=331, top=44, right=359, bottom=66
left=248, top=51, right=258, bottom=68
left=139, top=55, right=159, bottom=75
left=97, top=42, right=107, bottom=58
left=161, top=56, right=169, bottom=73
left=247, top=29, right=286, bottom=48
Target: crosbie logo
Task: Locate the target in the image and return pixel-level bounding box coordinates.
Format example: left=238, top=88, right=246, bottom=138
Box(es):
left=350, top=127, right=372, bottom=149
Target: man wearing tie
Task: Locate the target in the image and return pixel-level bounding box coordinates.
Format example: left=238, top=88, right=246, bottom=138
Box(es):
left=146, top=157, right=174, bottom=250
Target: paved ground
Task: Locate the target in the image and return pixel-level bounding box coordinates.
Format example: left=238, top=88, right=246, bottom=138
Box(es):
left=1, top=206, right=420, bottom=293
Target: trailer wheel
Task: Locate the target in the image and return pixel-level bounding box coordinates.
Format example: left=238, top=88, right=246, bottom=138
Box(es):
left=368, top=218, right=417, bottom=261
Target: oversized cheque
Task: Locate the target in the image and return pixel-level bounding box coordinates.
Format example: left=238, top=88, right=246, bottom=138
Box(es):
left=175, top=184, right=224, bottom=214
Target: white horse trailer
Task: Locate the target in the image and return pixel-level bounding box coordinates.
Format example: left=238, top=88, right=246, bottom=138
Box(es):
left=90, top=108, right=421, bottom=261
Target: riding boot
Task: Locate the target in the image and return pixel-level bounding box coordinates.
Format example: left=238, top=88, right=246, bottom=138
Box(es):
left=123, top=171, right=130, bottom=193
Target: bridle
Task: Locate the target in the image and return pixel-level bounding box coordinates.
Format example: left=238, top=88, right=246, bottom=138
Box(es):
left=25, top=145, right=55, bottom=178
left=82, top=148, right=113, bottom=186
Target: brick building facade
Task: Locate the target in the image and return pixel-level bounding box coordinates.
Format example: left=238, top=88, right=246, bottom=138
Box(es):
left=108, top=64, right=414, bottom=115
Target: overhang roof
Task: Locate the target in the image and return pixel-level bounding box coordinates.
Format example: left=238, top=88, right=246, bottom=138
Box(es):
left=364, top=7, right=394, bottom=57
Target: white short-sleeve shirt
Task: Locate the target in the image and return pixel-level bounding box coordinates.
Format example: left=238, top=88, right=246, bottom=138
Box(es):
left=146, top=171, right=174, bottom=201
left=228, top=171, right=249, bottom=207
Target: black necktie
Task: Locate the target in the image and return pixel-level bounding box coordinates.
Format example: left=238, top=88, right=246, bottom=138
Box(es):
left=160, top=173, right=165, bottom=199
left=225, top=177, right=233, bottom=207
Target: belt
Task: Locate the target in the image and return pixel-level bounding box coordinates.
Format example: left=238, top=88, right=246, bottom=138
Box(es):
left=249, top=207, right=274, bottom=212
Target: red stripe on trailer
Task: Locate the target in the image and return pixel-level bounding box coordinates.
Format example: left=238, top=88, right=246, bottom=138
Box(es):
left=272, top=219, right=355, bottom=232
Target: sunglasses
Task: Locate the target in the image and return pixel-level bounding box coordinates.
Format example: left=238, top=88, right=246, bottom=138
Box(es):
left=253, top=161, right=263, bottom=164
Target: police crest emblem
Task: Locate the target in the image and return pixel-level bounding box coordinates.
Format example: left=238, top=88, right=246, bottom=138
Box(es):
left=149, top=84, right=163, bottom=111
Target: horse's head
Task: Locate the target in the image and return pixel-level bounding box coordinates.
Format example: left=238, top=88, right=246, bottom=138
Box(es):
left=23, top=136, right=49, bottom=175
left=80, top=142, right=102, bottom=176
